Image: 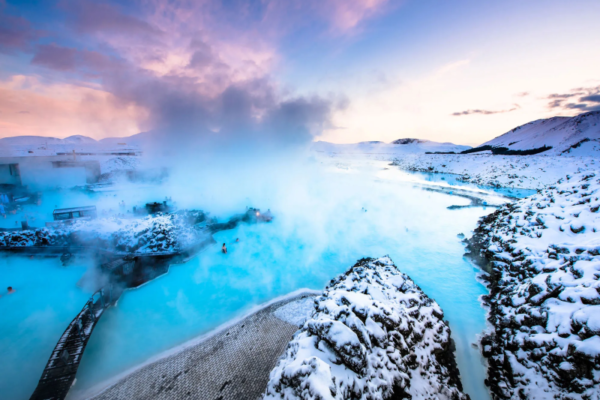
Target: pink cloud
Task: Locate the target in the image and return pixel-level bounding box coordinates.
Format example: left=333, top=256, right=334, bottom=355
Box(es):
left=0, top=76, right=146, bottom=139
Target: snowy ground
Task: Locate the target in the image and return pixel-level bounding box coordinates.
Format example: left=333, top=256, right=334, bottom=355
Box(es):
left=391, top=153, right=598, bottom=190
left=0, top=210, right=207, bottom=254
left=466, top=171, right=600, bottom=399
left=264, top=256, right=468, bottom=400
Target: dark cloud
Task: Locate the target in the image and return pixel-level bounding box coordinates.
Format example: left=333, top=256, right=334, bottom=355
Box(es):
left=31, top=43, right=122, bottom=72
left=0, top=7, right=39, bottom=53
left=547, top=92, right=582, bottom=99
left=580, top=94, right=600, bottom=103
left=547, top=99, right=564, bottom=108
left=451, top=104, right=520, bottom=117
left=31, top=43, right=78, bottom=71
left=563, top=103, right=600, bottom=112
left=64, top=0, right=163, bottom=39
left=545, top=85, right=600, bottom=113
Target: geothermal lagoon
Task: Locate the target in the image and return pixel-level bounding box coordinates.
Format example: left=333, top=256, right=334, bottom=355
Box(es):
left=0, top=158, right=510, bottom=400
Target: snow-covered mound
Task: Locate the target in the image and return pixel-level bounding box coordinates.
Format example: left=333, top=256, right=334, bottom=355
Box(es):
left=0, top=211, right=207, bottom=254
left=466, top=171, right=600, bottom=399
left=480, top=111, right=600, bottom=156
left=392, top=153, right=598, bottom=189
left=313, top=139, right=470, bottom=155
left=264, top=256, right=468, bottom=400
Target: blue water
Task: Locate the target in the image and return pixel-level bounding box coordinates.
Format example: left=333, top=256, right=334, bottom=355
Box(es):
left=72, top=175, right=490, bottom=400
left=0, top=257, right=93, bottom=400
left=0, top=166, right=493, bottom=400
left=410, top=171, right=537, bottom=198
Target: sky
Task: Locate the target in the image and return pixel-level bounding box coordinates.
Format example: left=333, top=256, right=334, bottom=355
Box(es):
left=0, top=0, right=599, bottom=146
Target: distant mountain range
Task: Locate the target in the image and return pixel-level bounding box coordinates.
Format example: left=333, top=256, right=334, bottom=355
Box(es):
left=0, top=133, right=151, bottom=146
left=2, top=111, right=598, bottom=157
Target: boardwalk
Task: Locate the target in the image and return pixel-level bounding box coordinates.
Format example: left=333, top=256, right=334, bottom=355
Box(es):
left=29, top=286, right=123, bottom=400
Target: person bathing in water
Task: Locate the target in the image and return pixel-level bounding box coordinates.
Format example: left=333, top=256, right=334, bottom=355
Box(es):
left=222, top=243, right=227, bottom=254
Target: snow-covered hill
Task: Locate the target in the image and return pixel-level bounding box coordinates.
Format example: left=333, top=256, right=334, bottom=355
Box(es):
left=313, top=138, right=470, bottom=155
left=466, top=171, right=600, bottom=399
left=264, top=256, right=468, bottom=400
left=480, top=111, right=600, bottom=156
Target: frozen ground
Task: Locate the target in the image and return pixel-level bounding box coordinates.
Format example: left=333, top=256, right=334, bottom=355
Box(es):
left=273, top=297, right=316, bottom=327
left=467, top=171, right=600, bottom=399
left=392, top=153, right=598, bottom=190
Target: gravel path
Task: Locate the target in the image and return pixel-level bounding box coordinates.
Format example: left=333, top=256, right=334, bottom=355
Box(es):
left=88, top=292, right=316, bottom=400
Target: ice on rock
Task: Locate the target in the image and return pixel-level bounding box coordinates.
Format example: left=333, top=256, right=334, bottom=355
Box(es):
left=467, top=171, right=600, bottom=399
left=263, top=256, right=468, bottom=400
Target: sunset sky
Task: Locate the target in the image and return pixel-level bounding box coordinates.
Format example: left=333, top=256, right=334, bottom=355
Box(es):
left=1, top=0, right=599, bottom=145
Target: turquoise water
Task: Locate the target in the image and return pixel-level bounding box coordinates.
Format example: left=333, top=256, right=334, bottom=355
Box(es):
left=0, top=257, right=93, bottom=400
left=72, top=174, right=490, bottom=400
left=0, top=166, right=492, bottom=400
left=410, top=170, right=537, bottom=198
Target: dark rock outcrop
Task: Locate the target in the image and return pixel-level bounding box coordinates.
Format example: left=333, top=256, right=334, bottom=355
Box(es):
left=466, top=171, right=600, bottom=400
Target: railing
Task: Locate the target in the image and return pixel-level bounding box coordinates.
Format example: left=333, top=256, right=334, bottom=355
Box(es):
left=29, top=285, right=121, bottom=400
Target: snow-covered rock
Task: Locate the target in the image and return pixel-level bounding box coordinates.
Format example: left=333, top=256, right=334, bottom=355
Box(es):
left=481, top=111, right=600, bottom=156
left=0, top=210, right=207, bottom=254
left=466, top=171, right=600, bottom=399
left=264, top=256, right=469, bottom=400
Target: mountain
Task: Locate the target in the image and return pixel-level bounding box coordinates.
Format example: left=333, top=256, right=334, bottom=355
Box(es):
left=62, top=135, right=98, bottom=144
left=100, top=131, right=155, bottom=145
left=313, top=138, right=470, bottom=154
left=480, top=111, right=600, bottom=155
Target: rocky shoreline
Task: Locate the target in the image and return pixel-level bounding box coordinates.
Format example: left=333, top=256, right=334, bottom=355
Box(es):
left=465, top=171, right=600, bottom=400
left=264, top=256, right=469, bottom=400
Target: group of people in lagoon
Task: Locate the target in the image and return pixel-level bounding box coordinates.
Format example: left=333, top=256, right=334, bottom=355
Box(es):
left=222, top=238, right=240, bottom=254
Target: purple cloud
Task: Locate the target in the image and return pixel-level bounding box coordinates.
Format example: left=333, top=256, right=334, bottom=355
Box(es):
left=452, top=104, right=520, bottom=116
left=31, top=44, right=78, bottom=71
left=64, top=0, right=163, bottom=39
left=0, top=7, right=38, bottom=53
left=31, top=43, right=123, bottom=72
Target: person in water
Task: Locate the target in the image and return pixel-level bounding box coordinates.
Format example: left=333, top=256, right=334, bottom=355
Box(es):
left=235, top=238, right=239, bottom=242
left=222, top=243, right=227, bottom=254
left=7, top=286, right=15, bottom=294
